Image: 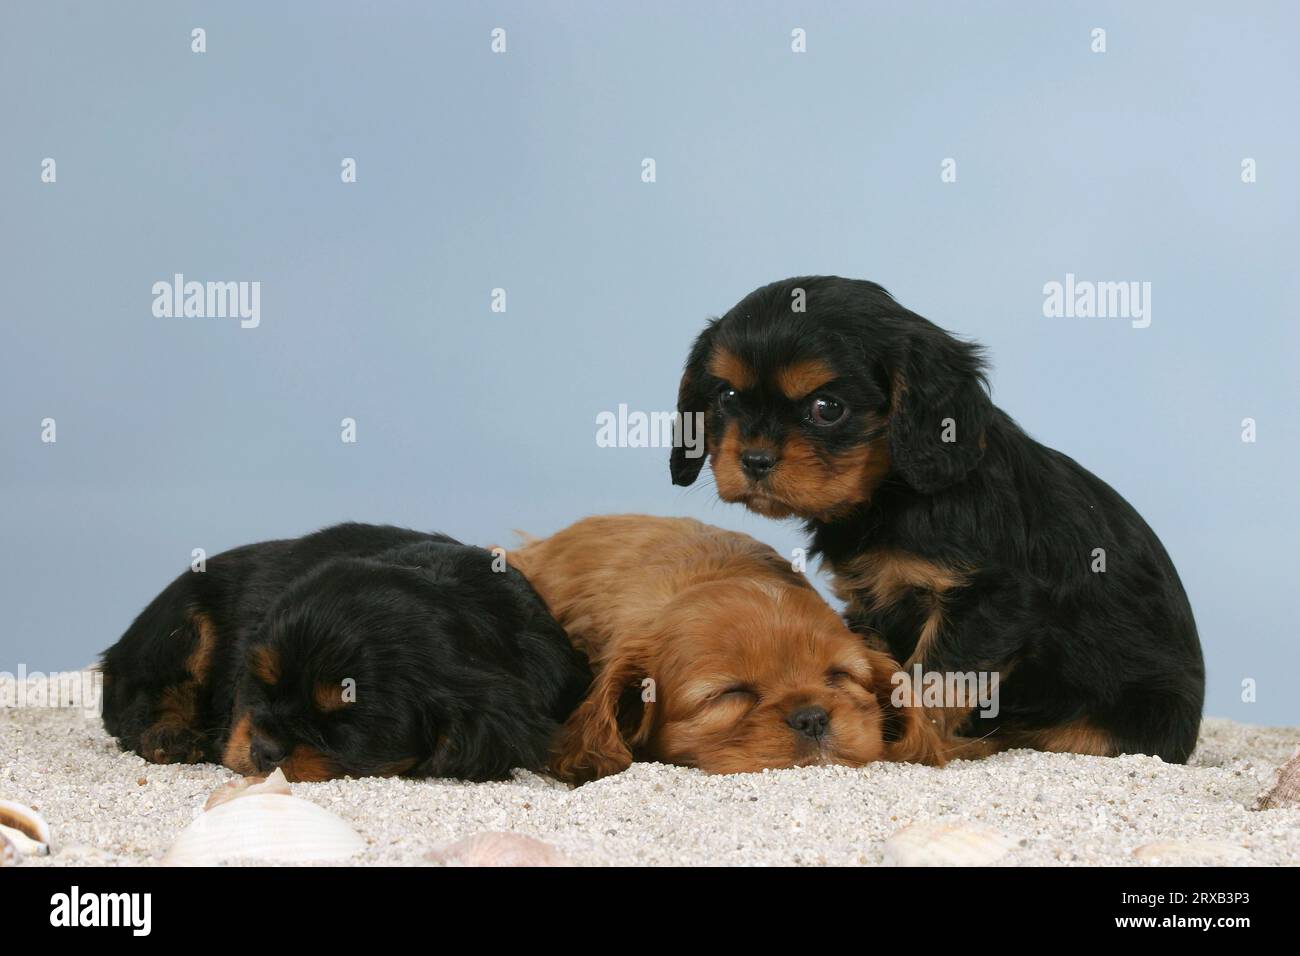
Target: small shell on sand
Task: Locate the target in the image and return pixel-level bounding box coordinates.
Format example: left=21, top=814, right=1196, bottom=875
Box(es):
left=163, top=793, right=365, bottom=866
left=0, top=800, right=50, bottom=858
left=1133, top=840, right=1251, bottom=865
left=883, top=821, right=1013, bottom=866
left=1253, top=744, right=1300, bottom=810
left=427, top=832, right=571, bottom=867
left=204, top=768, right=293, bottom=811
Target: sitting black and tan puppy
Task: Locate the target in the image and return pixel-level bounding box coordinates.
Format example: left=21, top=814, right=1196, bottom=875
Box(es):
left=671, top=276, right=1205, bottom=762
left=100, top=523, right=590, bottom=781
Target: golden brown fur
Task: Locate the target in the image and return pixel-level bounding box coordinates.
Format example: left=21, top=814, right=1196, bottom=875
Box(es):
left=510, top=515, right=951, bottom=783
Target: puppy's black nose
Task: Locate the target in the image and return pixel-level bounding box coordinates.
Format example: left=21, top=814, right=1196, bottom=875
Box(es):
left=741, top=449, right=777, bottom=479
left=786, top=706, right=830, bottom=741
left=251, top=736, right=287, bottom=771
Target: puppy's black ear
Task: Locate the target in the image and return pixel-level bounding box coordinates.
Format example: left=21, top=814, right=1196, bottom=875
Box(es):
left=670, top=321, right=718, bottom=486
left=888, top=327, right=993, bottom=493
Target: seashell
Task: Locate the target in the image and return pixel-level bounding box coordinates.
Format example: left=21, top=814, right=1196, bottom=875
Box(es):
left=1133, top=840, right=1251, bottom=865
left=0, top=800, right=50, bottom=857
left=1253, top=744, right=1300, bottom=810
left=163, top=793, right=365, bottom=866
left=427, top=832, right=571, bottom=867
left=883, top=821, right=1013, bottom=866
left=204, top=767, right=293, bottom=811
left=0, top=831, right=16, bottom=868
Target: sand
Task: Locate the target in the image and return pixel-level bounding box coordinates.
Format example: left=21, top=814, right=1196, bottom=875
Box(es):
left=2, top=677, right=1297, bottom=866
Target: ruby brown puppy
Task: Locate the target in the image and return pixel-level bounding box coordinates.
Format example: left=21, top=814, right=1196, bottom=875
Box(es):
left=509, top=514, right=956, bottom=784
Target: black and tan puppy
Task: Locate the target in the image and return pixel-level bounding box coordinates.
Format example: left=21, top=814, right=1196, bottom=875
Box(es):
left=101, top=523, right=590, bottom=781
left=671, top=276, right=1204, bottom=763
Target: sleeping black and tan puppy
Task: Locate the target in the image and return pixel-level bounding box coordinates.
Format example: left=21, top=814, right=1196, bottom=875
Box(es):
left=101, top=523, right=590, bottom=781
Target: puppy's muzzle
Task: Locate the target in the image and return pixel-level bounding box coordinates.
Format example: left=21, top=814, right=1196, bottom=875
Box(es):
left=250, top=734, right=287, bottom=772
left=740, top=448, right=778, bottom=480
left=786, top=705, right=830, bottom=742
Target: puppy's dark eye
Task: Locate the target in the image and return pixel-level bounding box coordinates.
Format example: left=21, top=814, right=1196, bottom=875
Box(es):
left=717, top=386, right=739, bottom=410
left=808, top=396, right=846, bottom=426
left=826, top=669, right=854, bottom=686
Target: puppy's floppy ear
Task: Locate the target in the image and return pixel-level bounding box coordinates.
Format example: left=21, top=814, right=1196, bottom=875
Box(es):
left=670, top=320, right=719, bottom=487
left=887, top=327, right=993, bottom=493
left=550, top=651, right=654, bottom=785
left=864, top=648, right=948, bottom=767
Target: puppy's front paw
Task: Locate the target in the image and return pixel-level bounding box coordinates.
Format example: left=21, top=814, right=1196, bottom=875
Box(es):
left=138, top=724, right=205, bottom=764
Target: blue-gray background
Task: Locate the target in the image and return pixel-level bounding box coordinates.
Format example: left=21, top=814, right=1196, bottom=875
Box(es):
left=2, top=2, right=1296, bottom=725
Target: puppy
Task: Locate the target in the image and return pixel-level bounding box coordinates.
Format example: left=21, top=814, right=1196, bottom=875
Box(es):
left=671, top=276, right=1205, bottom=762
left=508, top=515, right=947, bottom=783
left=101, top=523, right=590, bottom=781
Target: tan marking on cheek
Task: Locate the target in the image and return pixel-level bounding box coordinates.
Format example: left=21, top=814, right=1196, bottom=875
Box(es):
left=221, top=713, right=256, bottom=775
left=706, top=347, right=755, bottom=390
left=768, top=432, right=891, bottom=521
left=248, top=646, right=281, bottom=685
left=775, top=359, right=837, bottom=400
left=280, top=746, right=340, bottom=782
left=711, top=423, right=801, bottom=518
left=710, top=421, right=750, bottom=500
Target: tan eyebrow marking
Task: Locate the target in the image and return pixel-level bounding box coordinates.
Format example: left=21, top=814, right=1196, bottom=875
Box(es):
left=707, top=347, right=756, bottom=390
left=248, top=646, right=281, bottom=685
left=776, top=359, right=838, bottom=400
